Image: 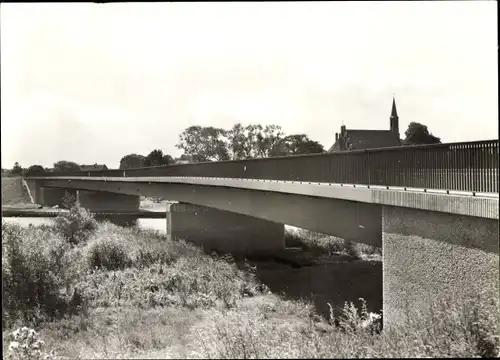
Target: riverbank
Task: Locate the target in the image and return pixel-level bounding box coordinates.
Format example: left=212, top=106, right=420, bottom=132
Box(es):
left=1, top=177, right=33, bottom=207
left=2, top=207, right=498, bottom=359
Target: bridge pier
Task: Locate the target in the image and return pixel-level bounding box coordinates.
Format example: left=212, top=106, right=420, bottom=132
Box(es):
left=382, top=205, right=499, bottom=328
left=166, top=202, right=285, bottom=256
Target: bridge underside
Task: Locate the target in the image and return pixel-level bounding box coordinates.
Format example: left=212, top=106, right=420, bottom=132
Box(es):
left=167, top=202, right=285, bottom=255
left=26, top=180, right=140, bottom=212
left=38, top=179, right=382, bottom=247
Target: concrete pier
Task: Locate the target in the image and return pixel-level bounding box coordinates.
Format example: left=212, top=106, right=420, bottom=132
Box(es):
left=166, top=202, right=285, bottom=255
left=382, top=205, right=499, bottom=328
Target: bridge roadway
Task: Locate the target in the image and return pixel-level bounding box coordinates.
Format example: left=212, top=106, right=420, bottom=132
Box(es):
left=29, top=175, right=499, bottom=220
left=25, top=174, right=499, bottom=329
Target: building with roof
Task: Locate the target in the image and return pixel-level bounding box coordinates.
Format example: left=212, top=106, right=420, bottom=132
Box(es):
left=81, top=163, right=108, bottom=171
left=328, top=97, right=402, bottom=152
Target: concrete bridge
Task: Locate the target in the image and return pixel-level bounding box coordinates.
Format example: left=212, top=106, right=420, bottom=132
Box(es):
left=25, top=139, right=499, bottom=327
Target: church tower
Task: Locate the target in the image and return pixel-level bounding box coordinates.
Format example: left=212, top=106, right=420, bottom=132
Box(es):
left=390, top=96, right=400, bottom=142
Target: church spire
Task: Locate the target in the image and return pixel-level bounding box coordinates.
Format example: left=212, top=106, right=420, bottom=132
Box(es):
left=390, top=95, right=399, bottom=120
left=390, top=96, right=400, bottom=141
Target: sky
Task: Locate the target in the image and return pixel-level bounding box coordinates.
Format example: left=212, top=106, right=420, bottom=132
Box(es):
left=1, top=1, right=498, bottom=169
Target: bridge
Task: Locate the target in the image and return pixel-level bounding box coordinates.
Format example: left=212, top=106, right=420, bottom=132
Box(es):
left=25, top=139, right=499, bottom=328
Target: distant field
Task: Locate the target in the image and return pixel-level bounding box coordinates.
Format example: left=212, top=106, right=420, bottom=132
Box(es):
left=1, top=177, right=34, bottom=207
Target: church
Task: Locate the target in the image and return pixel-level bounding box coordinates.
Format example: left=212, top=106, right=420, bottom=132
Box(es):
left=328, top=97, right=402, bottom=152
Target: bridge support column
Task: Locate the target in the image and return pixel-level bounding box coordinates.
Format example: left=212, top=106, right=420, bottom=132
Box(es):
left=382, top=205, right=499, bottom=329
left=76, top=190, right=140, bottom=213
left=166, top=202, right=285, bottom=255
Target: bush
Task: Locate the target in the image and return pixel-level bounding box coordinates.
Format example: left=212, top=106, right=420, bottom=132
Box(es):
left=286, top=228, right=380, bottom=259
left=2, top=222, right=72, bottom=327
left=85, top=236, right=131, bottom=271
left=53, top=203, right=97, bottom=245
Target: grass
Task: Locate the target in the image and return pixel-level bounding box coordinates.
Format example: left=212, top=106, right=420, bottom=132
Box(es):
left=1, top=177, right=33, bottom=207
left=2, top=204, right=499, bottom=359
left=284, top=227, right=382, bottom=260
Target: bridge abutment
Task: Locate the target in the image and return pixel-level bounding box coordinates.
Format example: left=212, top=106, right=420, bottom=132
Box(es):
left=24, top=180, right=76, bottom=208
left=382, top=205, right=499, bottom=328
left=166, top=202, right=285, bottom=255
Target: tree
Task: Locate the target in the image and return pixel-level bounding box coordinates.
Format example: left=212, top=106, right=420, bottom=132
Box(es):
left=176, top=154, right=204, bottom=164
left=25, top=165, right=45, bottom=176
left=119, top=154, right=146, bottom=169
left=225, top=123, right=285, bottom=160
left=144, top=149, right=168, bottom=167
left=11, top=162, right=23, bottom=176
left=403, top=122, right=441, bottom=145
left=271, top=134, right=325, bottom=156
left=53, top=161, right=81, bottom=172
left=176, top=126, right=230, bottom=162
left=252, top=124, right=285, bottom=158
left=162, top=154, right=174, bottom=165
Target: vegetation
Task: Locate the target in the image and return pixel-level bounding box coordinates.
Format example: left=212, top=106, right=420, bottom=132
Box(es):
left=285, top=228, right=381, bottom=259
left=13, top=120, right=444, bottom=175
left=144, top=149, right=174, bottom=167
left=2, top=202, right=498, bottom=359
left=176, top=123, right=325, bottom=162
left=119, top=154, right=146, bottom=169
left=53, top=161, right=82, bottom=173
left=25, top=165, right=45, bottom=176
left=11, top=162, right=24, bottom=177
left=403, top=121, right=441, bottom=145
left=274, top=134, right=325, bottom=156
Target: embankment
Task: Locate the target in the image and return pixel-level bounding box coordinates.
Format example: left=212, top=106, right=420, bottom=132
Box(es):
left=1, top=177, right=34, bottom=207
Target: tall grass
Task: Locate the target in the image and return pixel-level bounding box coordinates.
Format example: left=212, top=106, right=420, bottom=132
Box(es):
left=192, top=292, right=499, bottom=358
left=284, top=228, right=381, bottom=259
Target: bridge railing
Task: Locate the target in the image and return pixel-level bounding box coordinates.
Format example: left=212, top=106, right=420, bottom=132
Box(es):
left=31, top=139, right=499, bottom=194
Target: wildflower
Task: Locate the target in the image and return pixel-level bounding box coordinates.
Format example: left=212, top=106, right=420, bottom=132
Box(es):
left=8, top=341, right=20, bottom=352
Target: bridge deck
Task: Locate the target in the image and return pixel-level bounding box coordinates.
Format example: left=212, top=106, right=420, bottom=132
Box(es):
left=28, top=176, right=499, bottom=219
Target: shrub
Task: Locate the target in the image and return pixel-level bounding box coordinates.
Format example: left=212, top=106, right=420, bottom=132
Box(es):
left=85, top=236, right=131, bottom=271
left=342, top=239, right=361, bottom=260
left=2, top=222, right=72, bottom=327
left=53, top=203, right=97, bottom=245
left=286, top=228, right=380, bottom=259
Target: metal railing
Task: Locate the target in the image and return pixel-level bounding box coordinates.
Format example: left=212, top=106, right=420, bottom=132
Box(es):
left=29, top=139, right=499, bottom=194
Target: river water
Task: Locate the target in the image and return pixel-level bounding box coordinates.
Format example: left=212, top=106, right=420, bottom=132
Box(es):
left=2, top=216, right=382, bottom=319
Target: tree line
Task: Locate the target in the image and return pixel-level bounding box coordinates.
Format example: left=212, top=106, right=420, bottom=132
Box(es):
left=3, top=121, right=441, bottom=176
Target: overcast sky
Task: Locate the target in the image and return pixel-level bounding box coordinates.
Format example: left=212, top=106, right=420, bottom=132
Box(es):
left=1, top=2, right=497, bottom=169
